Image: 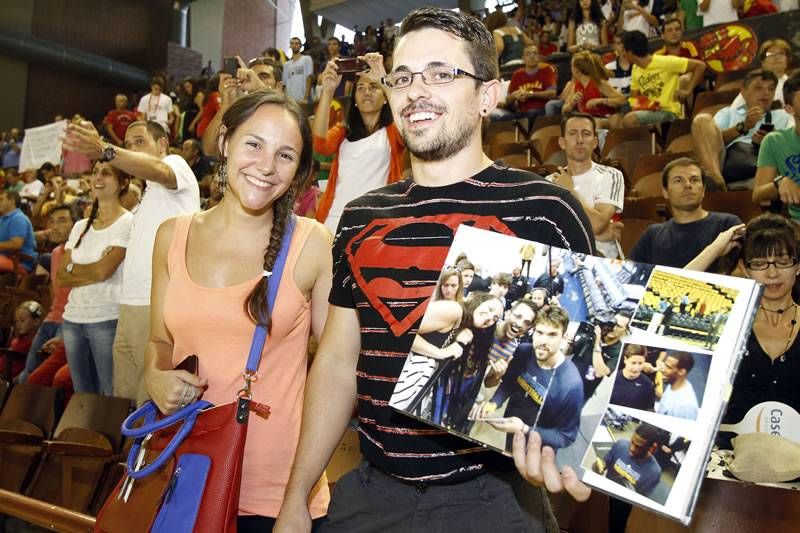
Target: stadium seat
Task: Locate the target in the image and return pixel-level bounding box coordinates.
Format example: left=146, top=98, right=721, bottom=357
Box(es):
left=703, top=190, right=764, bottom=223
left=619, top=218, right=656, bottom=258
left=601, top=126, right=658, bottom=158
left=530, top=124, right=561, bottom=162
left=692, top=89, right=738, bottom=118
left=607, top=140, right=658, bottom=180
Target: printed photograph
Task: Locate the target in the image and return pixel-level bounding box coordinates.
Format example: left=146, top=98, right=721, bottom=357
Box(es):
left=389, top=226, right=650, bottom=461
left=608, top=343, right=712, bottom=421
left=631, top=270, right=739, bottom=350
left=582, top=408, right=690, bottom=505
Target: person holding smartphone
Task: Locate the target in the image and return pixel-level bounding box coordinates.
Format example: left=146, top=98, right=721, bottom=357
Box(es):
left=313, top=52, right=405, bottom=233
left=691, top=69, right=794, bottom=190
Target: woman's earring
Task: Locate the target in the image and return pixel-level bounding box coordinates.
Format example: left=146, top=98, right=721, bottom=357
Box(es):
left=217, top=159, right=227, bottom=194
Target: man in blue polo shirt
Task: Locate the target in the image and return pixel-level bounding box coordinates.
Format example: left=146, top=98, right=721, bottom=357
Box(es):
left=0, top=190, right=37, bottom=273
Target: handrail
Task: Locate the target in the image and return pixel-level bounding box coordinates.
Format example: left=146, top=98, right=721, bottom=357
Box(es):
left=0, top=488, right=95, bottom=532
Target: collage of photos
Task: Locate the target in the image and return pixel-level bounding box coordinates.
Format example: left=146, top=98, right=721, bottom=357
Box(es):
left=389, top=225, right=652, bottom=467
left=582, top=408, right=690, bottom=506
left=388, top=225, right=763, bottom=522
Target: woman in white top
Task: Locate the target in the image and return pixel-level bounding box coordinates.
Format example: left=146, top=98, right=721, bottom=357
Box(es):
left=313, top=53, right=405, bottom=234
left=700, top=0, right=739, bottom=27
left=58, top=161, right=133, bottom=394
left=568, top=0, right=608, bottom=53
left=618, top=0, right=659, bottom=37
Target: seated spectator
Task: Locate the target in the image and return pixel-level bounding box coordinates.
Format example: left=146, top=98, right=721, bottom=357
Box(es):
left=492, top=44, right=557, bottom=122
left=103, top=94, right=138, bottom=147
left=606, top=34, right=633, bottom=98
left=3, top=168, right=23, bottom=194
left=548, top=113, right=625, bottom=258
left=0, top=301, right=43, bottom=378
left=692, top=70, right=793, bottom=189
left=538, top=30, right=558, bottom=56
left=181, top=138, right=214, bottom=184
left=700, top=0, right=738, bottom=27
left=17, top=205, right=75, bottom=383
left=752, top=74, right=800, bottom=223
left=654, top=15, right=700, bottom=59
left=731, top=39, right=792, bottom=108
left=19, top=169, right=44, bottom=203
left=622, top=29, right=706, bottom=127
left=629, top=157, right=742, bottom=268
left=493, top=12, right=534, bottom=69
left=0, top=190, right=37, bottom=273
left=567, top=0, right=608, bottom=53
left=562, top=51, right=627, bottom=128
left=314, top=53, right=403, bottom=233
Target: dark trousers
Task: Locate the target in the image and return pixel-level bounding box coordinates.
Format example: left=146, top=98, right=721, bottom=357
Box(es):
left=320, top=460, right=558, bottom=532
left=237, top=515, right=327, bottom=532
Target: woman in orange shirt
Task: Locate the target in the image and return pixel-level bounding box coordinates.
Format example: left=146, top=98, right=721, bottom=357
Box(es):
left=144, top=89, right=331, bottom=530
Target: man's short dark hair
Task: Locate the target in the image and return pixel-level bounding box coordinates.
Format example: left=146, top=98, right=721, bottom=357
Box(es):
left=151, top=75, right=165, bottom=88
left=662, top=13, right=683, bottom=30
left=510, top=299, right=537, bottom=317
left=127, top=120, right=168, bottom=143
left=616, top=309, right=633, bottom=322
left=743, top=69, right=778, bottom=88
left=623, top=343, right=647, bottom=360
left=534, top=305, right=569, bottom=333
left=671, top=352, right=695, bottom=373
left=661, top=156, right=704, bottom=188
left=39, top=162, right=55, bottom=173
left=492, top=272, right=512, bottom=287
left=633, top=423, right=663, bottom=447
left=621, top=30, right=649, bottom=58
left=49, top=203, right=79, bottom=222
left=398, top=7, right=499, bottom=84
left=560, top=112, right=597, bottom=137
left=328, top=36, right=340, bottom=44
left=1, top=190, right=21, bottom=207
left=783, top=73, right=800, bottom=105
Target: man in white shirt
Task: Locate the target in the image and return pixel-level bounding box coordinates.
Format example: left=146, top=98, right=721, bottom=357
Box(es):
left=63, top=119, right=200, bottom=402
left=137, top=76, right=173, bottom=133
left=549, top=113, right=624, bottom=258
left=282, top=37, right=314, bottom=103
left=700, top=0, right=739, bottom=27
left=657, top=352, right=700, bottom=420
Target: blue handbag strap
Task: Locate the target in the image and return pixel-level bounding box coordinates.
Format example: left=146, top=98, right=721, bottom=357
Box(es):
left=245, top=215, right=295, bottom=373
left=122, top=216, right=296, bottom=479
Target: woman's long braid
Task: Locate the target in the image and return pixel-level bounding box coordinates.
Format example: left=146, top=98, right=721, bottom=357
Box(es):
left=74, top=199, right=99, bottom=249
left=245, top=190, right=295, bottom=328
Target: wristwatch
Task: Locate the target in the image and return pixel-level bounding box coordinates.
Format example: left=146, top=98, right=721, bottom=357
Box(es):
left=735, top=121, right=747, bottom=135
left=100, top=144, right=116, bottom=162
left=773, top=175, right=786, bottom=189
left=65, top=262, right=75, bottom=274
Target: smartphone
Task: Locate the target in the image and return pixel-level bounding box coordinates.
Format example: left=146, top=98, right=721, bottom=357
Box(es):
left=335, top=57, right=368, bottom=74
left=175, top=354, right=198, bottom=375
left=222, top=57, right=238, bottom=76
left=759, top=123, right=775, bottom=133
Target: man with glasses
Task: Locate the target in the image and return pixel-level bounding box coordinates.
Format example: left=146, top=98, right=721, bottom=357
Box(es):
left=276, top=7, right=594, bottom=532
left=629, top=157, right=741, bottom=269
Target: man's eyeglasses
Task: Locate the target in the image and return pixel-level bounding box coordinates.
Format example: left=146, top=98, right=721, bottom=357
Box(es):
left=745, top=257, right=798, bottom=270
left=382, top=66, right=486, bottom=89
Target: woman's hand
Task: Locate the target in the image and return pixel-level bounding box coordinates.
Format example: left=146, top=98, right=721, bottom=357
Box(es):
left=145, top=368, right=208, bottom=415
left=455, top=328, right=473, bottom=346
left=710, top=223, right=746, bottom=258
left=585, top=98, right=604, bottom=110
left=357, top=52, right=386, bottom=84
left=320, top=61, right=342, bottom=95
left=439, top=343, right=464, bottom=359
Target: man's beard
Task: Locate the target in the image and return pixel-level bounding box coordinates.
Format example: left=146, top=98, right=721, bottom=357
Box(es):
left=401, top=111, right=478, bottom=162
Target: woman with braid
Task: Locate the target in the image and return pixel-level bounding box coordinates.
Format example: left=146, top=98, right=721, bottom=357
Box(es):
left=57, top=161, right=133, bottom=394
left=144, top=89, right=332, bottom=530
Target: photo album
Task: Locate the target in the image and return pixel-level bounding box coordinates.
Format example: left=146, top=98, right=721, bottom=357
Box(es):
left=389, top=225, right=762, bottom=524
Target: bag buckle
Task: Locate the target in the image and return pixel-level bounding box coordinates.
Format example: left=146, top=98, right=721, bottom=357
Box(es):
left=236, top=370, right=259, bottom=400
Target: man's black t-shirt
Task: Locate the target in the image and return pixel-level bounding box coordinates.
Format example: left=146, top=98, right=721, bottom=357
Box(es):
left=329, top=164, right=594, bottom=483
left=610, top=372, right=656, bottom=411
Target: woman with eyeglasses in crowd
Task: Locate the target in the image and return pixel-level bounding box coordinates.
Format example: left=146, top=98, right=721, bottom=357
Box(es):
left=313, top=52, right=405, bottom=234
left=686, top=213, right=800, bottom=438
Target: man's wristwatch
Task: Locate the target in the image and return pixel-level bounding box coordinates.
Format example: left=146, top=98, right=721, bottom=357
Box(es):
left=65, top=262, right=75, bottom=274
left=773, top=175, right=786, bottom=189
left=735, top=121, right=747, bottom=135
left=100, top=144, right=116, bottom=162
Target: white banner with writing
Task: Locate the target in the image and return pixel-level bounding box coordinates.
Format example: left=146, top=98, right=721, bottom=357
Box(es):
left=18, top=120, right=67, bottom=171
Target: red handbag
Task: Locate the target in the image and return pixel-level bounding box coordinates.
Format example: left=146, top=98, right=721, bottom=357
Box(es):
left=94, top=218, right=295, bottom=532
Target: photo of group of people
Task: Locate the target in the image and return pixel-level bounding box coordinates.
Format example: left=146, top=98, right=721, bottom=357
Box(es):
left=582, top=409, right=690, bottom=506
left=389, top=226, right=650, bottom=462
left=631, top=270, right=738, bottom=350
